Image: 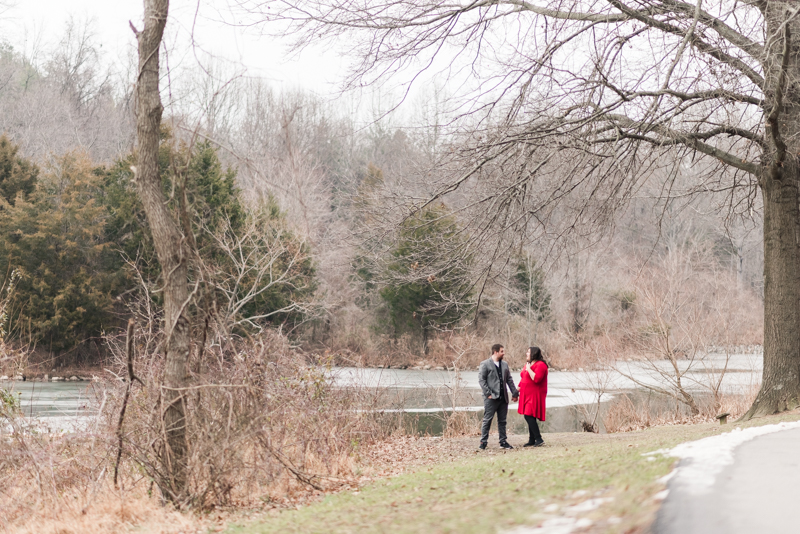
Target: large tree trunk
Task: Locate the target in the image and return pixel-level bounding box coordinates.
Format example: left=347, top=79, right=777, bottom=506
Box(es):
left=746, top=173, right=800, bottom=417
left=744, top=2, right=800, bottom=419
left=751, top=174, right=800, bottom=415
left=133, top=0, right=190, bottom=499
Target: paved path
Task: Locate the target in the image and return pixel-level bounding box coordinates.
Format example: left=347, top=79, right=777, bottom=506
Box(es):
left=654, top=426, right=800, bottom=534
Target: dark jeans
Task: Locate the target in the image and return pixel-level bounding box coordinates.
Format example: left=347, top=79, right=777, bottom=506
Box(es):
left=481, top=398, right=508, bottom=444
left=524, top=415, right=542, bottom=442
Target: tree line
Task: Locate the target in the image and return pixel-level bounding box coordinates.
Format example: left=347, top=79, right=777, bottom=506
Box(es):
left=0, top=16, right=765, bottom=370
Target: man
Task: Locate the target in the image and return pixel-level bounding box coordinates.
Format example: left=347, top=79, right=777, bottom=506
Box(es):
left=478, top=343, right=519, bottom=450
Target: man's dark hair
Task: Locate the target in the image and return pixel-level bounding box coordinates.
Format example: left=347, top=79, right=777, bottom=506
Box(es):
left=491, top=343, right=503, bottom=355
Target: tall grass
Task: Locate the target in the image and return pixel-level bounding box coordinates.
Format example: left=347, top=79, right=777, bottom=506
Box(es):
left=603, top=385, right=760, bottom=433
left=0, top=328, right=399, bottom=533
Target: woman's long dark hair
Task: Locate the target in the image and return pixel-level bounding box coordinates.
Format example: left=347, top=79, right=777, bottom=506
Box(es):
left=529, top=346, right=548, bottom=367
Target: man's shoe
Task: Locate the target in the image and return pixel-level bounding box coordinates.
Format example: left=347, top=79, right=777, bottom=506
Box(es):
left=500, top=441, right=514, bottom=450
left=533, top=439, right=545, bottom=447
left=522, top=441, right=535, bottom=447
left=479, top=442, right=487, bottom=450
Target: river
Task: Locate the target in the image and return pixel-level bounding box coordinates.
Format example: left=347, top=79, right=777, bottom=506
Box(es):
left=331, top=352, right=762, bottom=434
left=0, top=351, right=762, bottom=435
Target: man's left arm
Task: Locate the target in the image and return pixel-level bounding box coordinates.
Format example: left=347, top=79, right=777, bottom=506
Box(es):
left=478, top=362, right=491, bottom=399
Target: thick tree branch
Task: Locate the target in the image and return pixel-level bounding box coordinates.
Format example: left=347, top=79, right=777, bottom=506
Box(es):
left=603, top=113, right=760, bottom=174
left=501, top=0, right=637, bottom=22
left=658, top=0, right=764, bottom=60
left=282, top=0, right=650, bottom=30
left=766, top=22, right=791, bottom=182
left=606, top=0, right=765, bottom=89
left=624, top=88, right=763, bottom=108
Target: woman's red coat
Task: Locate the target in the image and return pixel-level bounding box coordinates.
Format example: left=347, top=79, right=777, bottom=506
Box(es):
left=518, top=360, right=548, bottom=420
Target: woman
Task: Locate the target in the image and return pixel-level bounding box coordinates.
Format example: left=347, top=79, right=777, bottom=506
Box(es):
left=518, top=346, right=548, bottom=447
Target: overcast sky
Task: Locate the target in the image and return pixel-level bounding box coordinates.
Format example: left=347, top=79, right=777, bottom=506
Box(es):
left=1, top=0, right=347, bottom=92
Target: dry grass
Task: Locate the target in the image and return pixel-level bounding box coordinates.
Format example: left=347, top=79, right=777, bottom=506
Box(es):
left=0, top=410, right=474, bottom=534
left=0, top=327, right=404, bottom=533
left=10, top=489, right=196, bottom=534
left=106, top=330, right=396, bottom=507
left=603, top=385, right=760, bottom=433
left=440, top=410, right=478, bottom=438
left=316, top=315, right=575, bottom=372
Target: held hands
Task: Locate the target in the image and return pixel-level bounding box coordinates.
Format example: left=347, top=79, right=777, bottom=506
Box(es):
left=512, top=396, right=519, bottom=402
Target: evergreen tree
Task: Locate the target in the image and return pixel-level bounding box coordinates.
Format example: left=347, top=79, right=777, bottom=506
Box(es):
left=508, top=257, right=552, bottom=323
left=0, top=134, right=38, bottom=206
left=0, top=134, right=315, bottom=357
left=0, top=151, right=121, bottom=355
left=380, top=206, right=472, bottom=353
left=103, top=133, right=245, bottom=281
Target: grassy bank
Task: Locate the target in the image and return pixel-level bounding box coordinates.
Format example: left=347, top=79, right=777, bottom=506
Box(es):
left=229, top=410, right=800, bottom=534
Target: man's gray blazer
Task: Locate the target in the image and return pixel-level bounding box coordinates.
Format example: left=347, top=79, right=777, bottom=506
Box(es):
left=478, top=358, right=519, bottom=403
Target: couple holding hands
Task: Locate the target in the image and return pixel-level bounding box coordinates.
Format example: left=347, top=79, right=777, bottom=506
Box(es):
left=478, top=344, right=548, bottom=450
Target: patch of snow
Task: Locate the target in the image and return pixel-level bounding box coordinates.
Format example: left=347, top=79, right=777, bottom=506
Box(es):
left=2, top=415, right=96, bottom=434
left=506, top=517, right=592, bottom=534
left=653, top=421, right=800, bottom=495
left=505, top=497, right=610, bottom=534
left=564, top=498, right=612, bottom=514
left=652, top=489, right=669, bottom=501
left=657, top=470, right=676, bottom=485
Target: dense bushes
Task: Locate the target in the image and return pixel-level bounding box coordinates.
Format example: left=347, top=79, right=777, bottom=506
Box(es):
left=0, top=135, right=37, bottom=206
left=0, top=135, right=316, bottom=361
left=0, top=151, right=122, bottom=352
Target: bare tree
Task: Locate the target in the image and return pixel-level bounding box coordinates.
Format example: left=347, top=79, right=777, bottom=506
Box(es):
left=0, top=19, right=133, bottom=163
left=130, top=0, right=191, bottom=502
left=202, top=210, right=317, bottom=336
left=575, top=349, right=616, bottom=432
left=242, top=1, right=800, bottom=418
left=617, top=234, right=760, bottom=415
left=47, top=17, right=111, bottom=108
